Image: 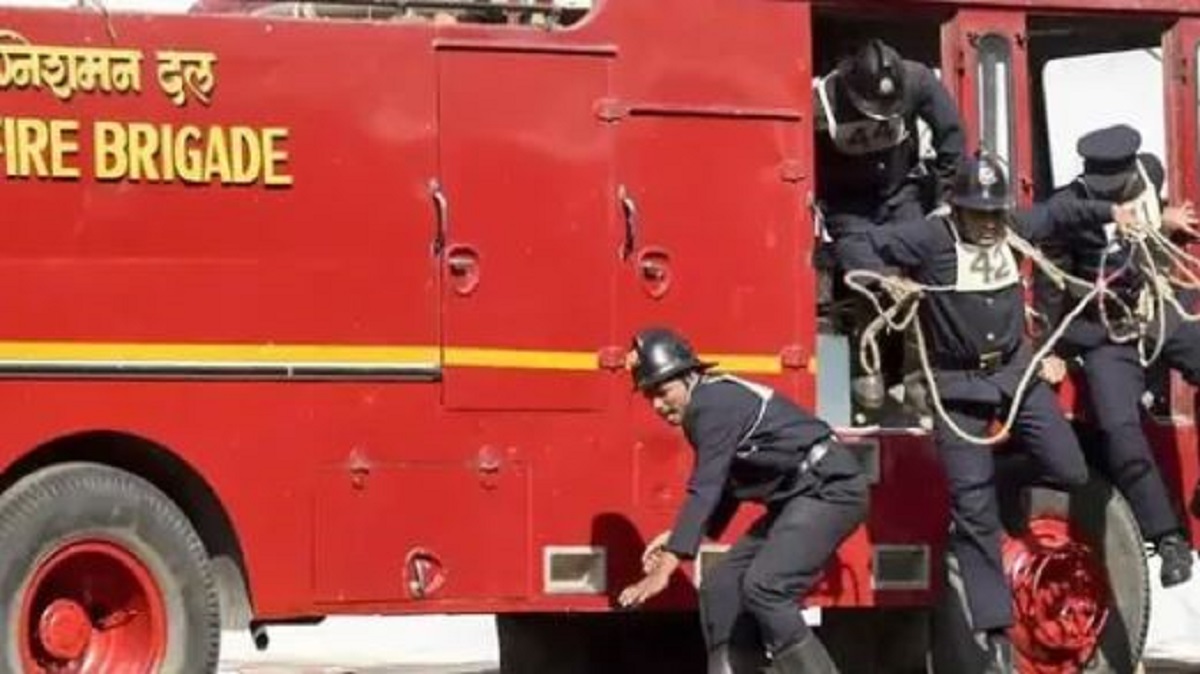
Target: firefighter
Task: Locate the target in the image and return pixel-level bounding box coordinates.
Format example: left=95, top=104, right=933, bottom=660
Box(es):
left=858, top=154, right=1139, bottom=673
left=616, top=327, right=867, bottom=674
left=1038, top=124, right=1200, bottom=588
left=815, top=38, right=965, bottom=414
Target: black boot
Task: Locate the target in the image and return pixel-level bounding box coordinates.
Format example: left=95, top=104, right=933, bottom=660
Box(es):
left=983, top=631, right=1014, bottom=674
left=709, top=645, right=768, bottom=674
left=1157, top=532, right=1194, bottom=588
left=709, top=646, right=734, bottom=674
left=731, top=645, right=769, bottom=674
left=852, top=373, right=886, bottom=411
left=768, top=633, right=839, bottom=674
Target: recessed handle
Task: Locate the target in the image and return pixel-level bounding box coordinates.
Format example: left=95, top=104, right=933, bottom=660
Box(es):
left=636, top=247, right=672, bottom=299
left=445, top=244, right=481, bottom=296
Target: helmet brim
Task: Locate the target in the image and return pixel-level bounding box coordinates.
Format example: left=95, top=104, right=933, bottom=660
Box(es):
left=633, top=361, right=716, bottom=392
left=1080, top=171, right=1138, bottom=200
left=950, top=196, right=1012, bottom=213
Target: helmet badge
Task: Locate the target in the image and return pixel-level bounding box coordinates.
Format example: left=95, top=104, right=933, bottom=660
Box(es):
left=978, top=163, right=998, bottom=188
left=878, top=76, right=896, bottom=97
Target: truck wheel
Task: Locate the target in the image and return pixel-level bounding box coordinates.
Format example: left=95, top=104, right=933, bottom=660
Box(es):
left=930, top=474, right=1149, bottom=674
left=0, top=462, right=221, bottom=673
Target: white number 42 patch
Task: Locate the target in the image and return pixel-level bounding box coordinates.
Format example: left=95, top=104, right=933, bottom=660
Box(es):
left=955, top=242, right=1019, bottom=292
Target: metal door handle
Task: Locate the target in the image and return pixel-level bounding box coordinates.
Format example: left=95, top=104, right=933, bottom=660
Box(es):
left=618, top=185, right=638, bottom=261
left=429, top=179, right=448, bottom=256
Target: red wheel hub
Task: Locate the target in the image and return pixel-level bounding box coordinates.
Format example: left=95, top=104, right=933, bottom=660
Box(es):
left=19, top=540, right=167, bottom=673
left=1003, top=516, right=1111, bottom=674
left=38, top=599, right=93, bottom=659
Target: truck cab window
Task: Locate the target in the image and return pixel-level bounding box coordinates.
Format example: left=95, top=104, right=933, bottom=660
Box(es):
left=976, top=33, right=1015, bottom=173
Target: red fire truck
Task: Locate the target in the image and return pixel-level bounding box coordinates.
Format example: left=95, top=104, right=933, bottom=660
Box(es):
left=0, top=0, right=1196, bottom=672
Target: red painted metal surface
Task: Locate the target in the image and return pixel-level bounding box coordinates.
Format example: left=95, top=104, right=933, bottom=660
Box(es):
left=1147, top=422, right=1200, bottom=548
left=1166, top=21, right=1200, bottom=427
left=939, top=0, right=1200, bottom=11
left=1161, top=19, right=1200, bottom=549
left=941, top=8, right=1034, bottom=206
left=0, top=0, right=1189, bottom=653
left=1003, top=517, right=1111, bottom=674
left=437, top=46, right=614, bottom=411
left=20, top=540, right=167, bottom=673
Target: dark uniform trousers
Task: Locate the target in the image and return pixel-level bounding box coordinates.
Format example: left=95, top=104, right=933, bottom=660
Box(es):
left=698, top=467, right=867, bottom=654
left=827, top=183, right=927, bottom=383
left=828, top=181, right=927, bottom=277
left=1074, top=313, right=1200, bottom=541
left=936, top=376, right=1089, bottom=631
left=856, top=195, right=1119, bottom=633
left=670, top=376, right=867, bottom=657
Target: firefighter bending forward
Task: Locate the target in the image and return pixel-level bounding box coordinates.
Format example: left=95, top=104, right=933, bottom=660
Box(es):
left=815, top=38, right=964, bottom=413
left=859, top=155, right=1139, bottom=673
left=617, top=328, right=868, bottom=674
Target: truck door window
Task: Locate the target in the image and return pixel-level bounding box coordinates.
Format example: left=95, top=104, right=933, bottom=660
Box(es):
left=1042, top=48, right=1165, bottom=189
left=976, top=33, right=1015, bottom=172
left=1029, top=16, right=1168, bottom=196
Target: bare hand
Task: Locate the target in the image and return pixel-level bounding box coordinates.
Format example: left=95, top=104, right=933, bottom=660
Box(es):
left=1039, top=355, right=1068, bottom=386
left=641, top=530, right=671, bottom=574
left=1164, top=201, right=1200, bottom=239
left=618, top=553, right=680, bottom=609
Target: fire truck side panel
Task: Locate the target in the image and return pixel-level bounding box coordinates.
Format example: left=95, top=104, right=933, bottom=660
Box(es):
left=0, top=381, right=438, bottom=616
left=0, top=10, right=448, bottom=617
left=604, top=0, right=811, bottom=114
left=0, top=13, right=441, bottom=350
left=436, top=48, right=616, bottom=411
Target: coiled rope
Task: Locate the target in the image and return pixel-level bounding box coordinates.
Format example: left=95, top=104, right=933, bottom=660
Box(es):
left=845, top=212, right=1200, bottom=445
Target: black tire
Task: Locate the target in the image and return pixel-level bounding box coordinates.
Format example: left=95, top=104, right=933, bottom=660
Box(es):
left=0, top=462, right=220, bottom=673
left=930, top=473, right=1149, bottom=674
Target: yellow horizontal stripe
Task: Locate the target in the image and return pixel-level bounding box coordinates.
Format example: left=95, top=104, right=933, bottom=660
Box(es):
left=0, top=341, right=785, bottom=374
left=704, top=354, right=782, bottom=374
left=444, top=347, right=597, bottom=370
left=0, top=341, right=439, bottom=365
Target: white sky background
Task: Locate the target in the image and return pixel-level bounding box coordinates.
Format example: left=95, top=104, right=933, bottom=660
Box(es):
left=1043, top=48, right=1166, bottom=189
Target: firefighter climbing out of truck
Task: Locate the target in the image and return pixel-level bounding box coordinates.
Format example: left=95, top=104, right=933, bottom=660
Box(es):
left=856, top=154, right=1141, bottom=673
left=1034, top=124, right=1200, bottom=589
left=616, top=328, right=867, bottom=674
left=815, top=37, right=964, bottom=418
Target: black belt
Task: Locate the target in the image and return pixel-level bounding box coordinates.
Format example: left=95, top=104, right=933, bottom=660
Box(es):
left=768, top=440, right=836, bottom=499
left=934, top=348, right=1014, bottom=373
